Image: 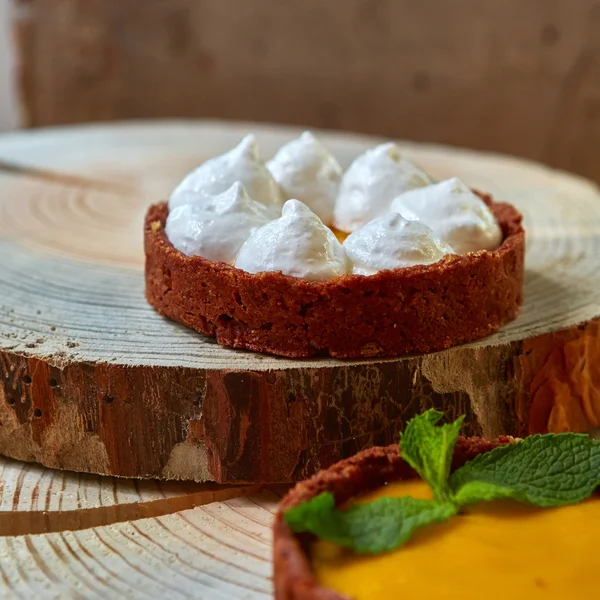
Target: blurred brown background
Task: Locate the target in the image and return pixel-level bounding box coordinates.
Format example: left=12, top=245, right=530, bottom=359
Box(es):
left=12, top=0, right=600, bottom=182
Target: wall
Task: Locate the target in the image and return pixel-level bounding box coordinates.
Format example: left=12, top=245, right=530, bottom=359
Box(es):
left=0, top=0, right=21, bottom=131
left=9, top=0, right=600, bottom=182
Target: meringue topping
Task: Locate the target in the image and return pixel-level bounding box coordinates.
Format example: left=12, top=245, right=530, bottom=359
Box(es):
left=165, top=134, right=505, bottom=279
left=267, top=131, right=342, bottom=225
left=235, top=200, right=349, bottom=281
left=343, top=213, right=454, bottom=275
left=389, top=178, right=503, bottom=253
left=169, top=135, right=283, bottom=211
left=165, top=182, right=273, bottom=263
left=333, top=143, right=433, bottom=233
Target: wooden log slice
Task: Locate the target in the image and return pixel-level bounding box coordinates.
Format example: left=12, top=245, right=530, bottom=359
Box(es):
left=0, top=503, right=273, bottom=599
left=0, top=496, right=276, bottom=599
left=0, top=456, right=279, bottom=599
left=0, top=452, right=280, bottom=598
left=0, top=455, right=261, bottom=537
left=1, top=121, right=599, bottom=484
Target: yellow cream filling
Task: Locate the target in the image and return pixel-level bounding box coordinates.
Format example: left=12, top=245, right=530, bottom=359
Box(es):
left=331, top=226, right=349, bottom=244
left=312, top=479, right=597, bottom=600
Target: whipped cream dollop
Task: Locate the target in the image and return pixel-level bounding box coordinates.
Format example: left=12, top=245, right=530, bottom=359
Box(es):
left=333, top=143, right=432, bottom=233
left=235, top=200, right=349, bottom=281
left=389, top=177, right=503, bottom=254
left=343, top=213, right=454, bottom=275
left=165, top=182, right=273, bottom=263
left=266, top=131, right=342, bottom=225
left=169, top=135, right=283, bottom=211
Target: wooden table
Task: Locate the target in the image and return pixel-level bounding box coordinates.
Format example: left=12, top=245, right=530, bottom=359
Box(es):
left=1, top=121, right=599, bottom=598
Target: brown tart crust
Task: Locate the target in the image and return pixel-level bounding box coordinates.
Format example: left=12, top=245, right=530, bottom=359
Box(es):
left=273, top=436, right=515, bottom=600
left=145, top=194, right=524, bottom=358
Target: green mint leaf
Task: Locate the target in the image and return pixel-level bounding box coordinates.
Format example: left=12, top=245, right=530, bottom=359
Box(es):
left=284, top=492, right=457, bottom=554
left=340, top=498, right=457, bottom=553
left=400, top=409, right=464, bottom=502
left=451, top=480, right=516, bottom=505
left=450, top=433, right=600, bottom=507
left=284, top=493, right=352, bottom=547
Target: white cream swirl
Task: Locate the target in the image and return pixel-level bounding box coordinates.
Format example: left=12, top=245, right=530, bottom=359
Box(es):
left=169, top=134, right=283, bottom=211
left=165, top=182, right=273, bottom=263
left=333, top=143, right=432, bottom=233
left=343, top=213, right=454, bottom=275
left=235, top=200, right=349, bottom=281
left=389, top=177, right=503, bottom=253
left=266, top=131, right=342, bottom=225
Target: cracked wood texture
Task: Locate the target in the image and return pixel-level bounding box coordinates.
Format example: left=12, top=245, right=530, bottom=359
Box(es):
left=0, top=455, right=280, bottom=599
left=0, top=454, right=263, bottom=538
left=11, top=0, right=600, bottom=184
left=1, top=121, right=600, bottom=486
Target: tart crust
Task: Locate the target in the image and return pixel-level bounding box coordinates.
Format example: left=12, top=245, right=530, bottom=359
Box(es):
left=273, top=436, right=514, bottom=600
left=144, top=195, right=524, bottom=358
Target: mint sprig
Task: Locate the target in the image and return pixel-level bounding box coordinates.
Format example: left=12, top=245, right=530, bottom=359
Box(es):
left=450, top=433, right=600, bottom=507
left=399, top=409, right=463, bottom=503
left=284, top=410, right=600, bottom=554
left=285, top=491, right=456, bottom=554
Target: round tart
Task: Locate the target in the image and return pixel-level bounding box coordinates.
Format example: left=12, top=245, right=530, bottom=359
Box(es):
left=272, top=433, right=600, bottom=600
left=144, top=193, right=524, bottom=358
left=273, top=437, right=513, bottom=600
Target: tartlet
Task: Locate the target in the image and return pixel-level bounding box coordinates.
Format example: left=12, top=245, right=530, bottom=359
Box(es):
left=273, top=436, right=514, bottom=600
left=144, top=193, right=524, bottom=358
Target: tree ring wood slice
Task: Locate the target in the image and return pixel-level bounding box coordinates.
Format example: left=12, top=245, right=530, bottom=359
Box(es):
left=0, top=476, right=280, bottom=599
left=1, top=121, right=600, bottom=484
left=0, top=454, right=263, bottom=537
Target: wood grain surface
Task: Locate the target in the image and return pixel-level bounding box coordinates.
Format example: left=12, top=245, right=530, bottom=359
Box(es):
left=1, top=121, right=600, bottom=486
left=0, top=499, right=275, bottom=599
left=11, top=0, right=600, bottom=183
left=0, top=454, right=279, bottom=599
left=0, top=120, right=599, bottom=599
left=0, top=454, right=263, bottom=537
